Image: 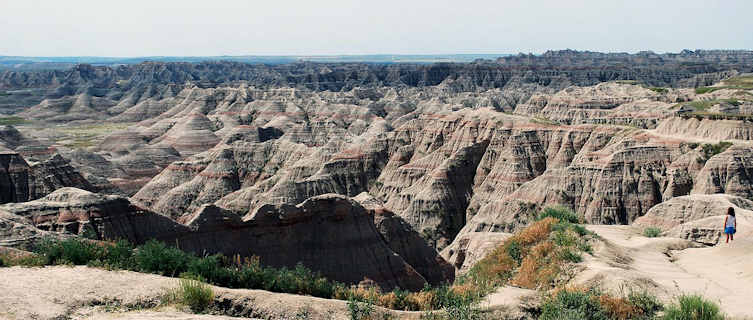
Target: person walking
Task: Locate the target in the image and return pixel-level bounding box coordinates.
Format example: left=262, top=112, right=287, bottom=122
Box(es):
left=724, top=207, right=737, bottom=243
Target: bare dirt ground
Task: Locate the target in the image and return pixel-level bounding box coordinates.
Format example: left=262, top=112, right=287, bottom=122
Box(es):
left=0, top=266, right=417, bottom=320
left=0, top=266, right=535, bottom=320
left=577, top=225, right=753, bottom=319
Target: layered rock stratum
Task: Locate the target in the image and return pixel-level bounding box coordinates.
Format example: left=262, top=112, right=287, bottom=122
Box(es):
left=2, top=51, right=753, bottom=310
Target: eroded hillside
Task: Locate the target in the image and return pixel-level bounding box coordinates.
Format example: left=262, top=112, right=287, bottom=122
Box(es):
left=2, top=52, right=753, bottom=318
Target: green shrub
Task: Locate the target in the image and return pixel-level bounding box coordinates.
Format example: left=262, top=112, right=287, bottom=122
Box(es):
left=0, top=253, right=45, bottom=267
left=662, top=295, right=724, bottom=320
left=175, top=278, right=214, bottom=313
left=541, top=288, right=664, bottom=320
left=577, top=241, right=593, bottom=255
left=110, top=240, right=136, bottom=268
left=506, top=240, right=522, bottom=264
left=186, top=254, right=233, bottom=286
left=628, top=290, right=663, bottom=319
left=540, top=289, right=609, bottom=320
left=0, top=116, right=27, bottom=126
left=695, top=87, right=717, bottom=94
left=538, top=206, right=580, bottom=224
left=36, top=237, right=105, bottom=265
left=347, top=296, right=375, bottom=320
left=701, top=142, right=733, bottom=159
left=649, top=87, right=668, bottom=94
left=559, top=248, right=583, bottom=263
left=643, top=227, right=662, bottom=238
left=134, top=240, right=191, bottom=276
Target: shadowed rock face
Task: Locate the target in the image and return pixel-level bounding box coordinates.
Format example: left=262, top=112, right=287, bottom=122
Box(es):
left=0, top=152, right=95, bottom=204
left=1, top=188, right=449, bottom=291
left=356, top=192, right=455, bottom=286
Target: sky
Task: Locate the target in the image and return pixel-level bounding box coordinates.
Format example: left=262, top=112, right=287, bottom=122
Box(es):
left=1, top=0, right=752, bottom=57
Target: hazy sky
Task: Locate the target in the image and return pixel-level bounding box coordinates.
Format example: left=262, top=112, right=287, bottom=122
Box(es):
left=2, top=0, right=752, bottom=56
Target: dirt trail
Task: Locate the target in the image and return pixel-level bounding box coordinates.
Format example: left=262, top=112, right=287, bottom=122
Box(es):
left=582, top=225, right=753, bottom=319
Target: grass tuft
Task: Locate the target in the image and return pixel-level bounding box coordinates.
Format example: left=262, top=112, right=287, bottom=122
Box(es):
left=166, top=278, right=214, bottom=313
left=643, top=227, right=662, bottom=238
left=540, top=287, right=662, bottom=320
left=0, top=116, right=28, bottom=126
left=538, top=206, right=581, bottom=224
left=662, top=295, right=724, bottom=320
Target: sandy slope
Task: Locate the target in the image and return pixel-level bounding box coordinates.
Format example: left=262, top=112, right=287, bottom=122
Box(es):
left=579, top=225, right=753, bottom=319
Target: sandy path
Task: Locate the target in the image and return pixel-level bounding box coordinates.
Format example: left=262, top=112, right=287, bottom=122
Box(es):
left=585, top=225, right=753, bottom=319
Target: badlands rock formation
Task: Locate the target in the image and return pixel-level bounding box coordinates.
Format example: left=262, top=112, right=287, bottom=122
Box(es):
left=0, top=188, right=449, bottom=290
left=0, top=151, right=94, bottom=204
left=1, top=52, right=753, bottom=308
left=634, top=194, right=753, bottom=245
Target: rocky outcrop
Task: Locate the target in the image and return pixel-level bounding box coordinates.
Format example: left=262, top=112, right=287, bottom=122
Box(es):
left=355, top=193, right=455, bottom=286
left=634, top=194, right=753, bottom=245
left=2, top=189, right=443, bottom=290
left=0, top=152, right=30, bottom=203
left=692, top=146, right=753, bottom=199
left=27, top=154, right=96, bottom=200
left=656, top=117, right=753, bottom=141
left=0, top=210, right=57, bottom=248
left=440, top=231, right=511, bottom=274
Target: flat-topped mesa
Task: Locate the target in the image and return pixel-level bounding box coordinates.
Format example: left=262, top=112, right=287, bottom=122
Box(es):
left=1, top=189, right=447, bottom=291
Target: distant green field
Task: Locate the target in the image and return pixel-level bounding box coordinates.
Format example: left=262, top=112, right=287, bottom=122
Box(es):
left=696, top=75, right=753, bottom=94
left=676, top=99, right=742, bottom=111
left=0, top=116, right=28, bottom=126
left=648, top=87, right=668, bottom=93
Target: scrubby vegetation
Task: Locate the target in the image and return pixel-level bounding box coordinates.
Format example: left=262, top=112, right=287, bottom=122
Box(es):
left=662, top=295, right=725, bottom=320
left=701, top=142, right=733, bottom=159
left=681, top=99, right=741, bottom=112
left=163, top=278, right=215, bottom=313
left=461, top=207, right=593, bottom=295
left=17, top=238, right=341, bottom=298
left=0, top=251, right=45, bottom=267
left=696, top=76, right=753, bottom=94
left=649, top=87, right=668, bottom=94
left=9, top=237, right=481, bottom=313
left=643, top=227, right=662, bottom=238
left=537, top=206, right=581, bottom=224
left=0, top=116, right=28, bottom=126
left=695, top=141, right=733, bottom=164
left=8, top=207, right=590, bottom=314
left=347, top=297, right=375, bottom=320
left=695, top=87, right=718, bottom=95
left=540, top=287, right=662, bottom=320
